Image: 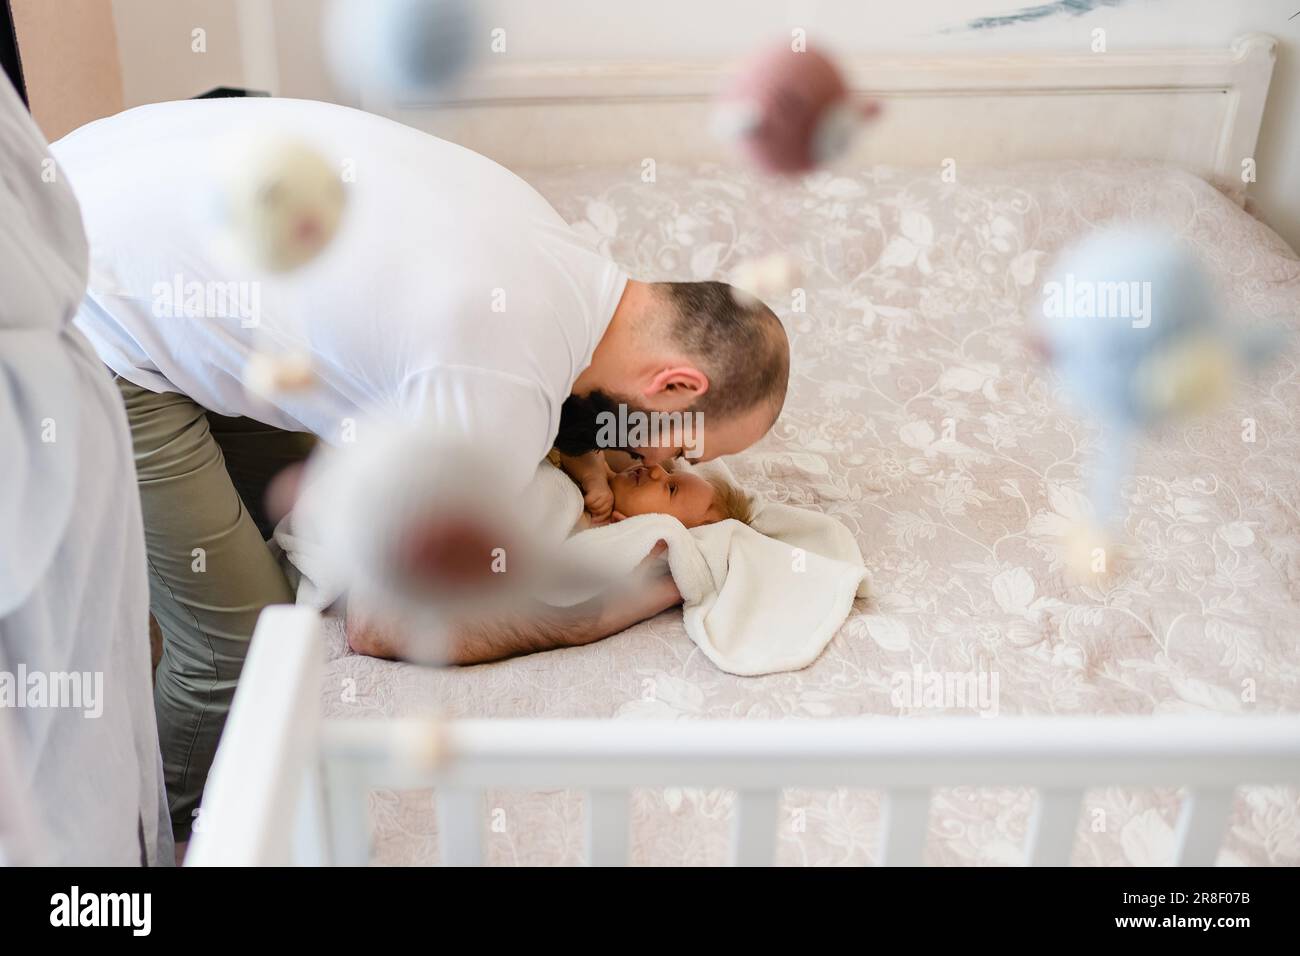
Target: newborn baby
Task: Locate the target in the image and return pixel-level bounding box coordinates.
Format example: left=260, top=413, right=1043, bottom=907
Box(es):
left=551, top=450, right=752, bottom=530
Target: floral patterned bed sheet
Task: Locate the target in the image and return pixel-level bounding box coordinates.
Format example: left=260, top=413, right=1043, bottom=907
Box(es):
left=319, top=160, right=1300, bottom=866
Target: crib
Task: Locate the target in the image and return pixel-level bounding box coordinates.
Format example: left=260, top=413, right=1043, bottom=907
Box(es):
left=184, top=606, right=1300, bottom=867
left=186, top=34, right=1300, bottom=868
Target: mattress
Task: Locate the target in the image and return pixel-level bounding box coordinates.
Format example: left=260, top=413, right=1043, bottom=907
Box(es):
left=318, top=159, right=1300, bottom=866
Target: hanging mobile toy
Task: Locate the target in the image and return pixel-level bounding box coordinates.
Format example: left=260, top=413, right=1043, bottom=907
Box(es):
left=713, top=43, right=880, bottom=176
left=323, top=0, right=477, bottom=100
left=1034, top=227, right=1288, bottom=576
left=217, top=135, right=347, bottom=274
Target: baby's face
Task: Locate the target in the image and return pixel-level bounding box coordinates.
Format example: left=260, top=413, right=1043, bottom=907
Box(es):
left=610, top=464, right=718, bottom=528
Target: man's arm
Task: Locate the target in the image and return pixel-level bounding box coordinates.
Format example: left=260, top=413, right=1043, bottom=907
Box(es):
left=346, top=545, right=680, bottom=665
left=444, top=571, right=680, bottom=665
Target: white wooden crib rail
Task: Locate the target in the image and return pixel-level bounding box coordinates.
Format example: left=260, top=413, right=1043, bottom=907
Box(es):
left=187, top=607, right=1300, bottom=867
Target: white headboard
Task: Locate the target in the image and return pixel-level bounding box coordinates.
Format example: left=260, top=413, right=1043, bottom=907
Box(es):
left=382, top=34, right=1276, bottom=195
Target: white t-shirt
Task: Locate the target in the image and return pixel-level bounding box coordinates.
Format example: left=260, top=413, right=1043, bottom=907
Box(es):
left=52, top=98, right=627, bottom=493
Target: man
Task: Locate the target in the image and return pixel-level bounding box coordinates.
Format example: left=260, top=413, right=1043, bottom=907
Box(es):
left=0, top=75, right=171, bottom=865
left=52, top=97, right=789, bottom=843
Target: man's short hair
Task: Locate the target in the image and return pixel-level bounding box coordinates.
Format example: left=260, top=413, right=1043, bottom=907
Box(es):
left=654, top=281, right=789, bottom=421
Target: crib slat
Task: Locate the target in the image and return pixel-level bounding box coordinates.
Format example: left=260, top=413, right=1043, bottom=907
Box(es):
left=730, top=790, right=780, bottom=866
left=1025, top=788, right=1083, bottom=866
left=586, top=790, right=630, bottom=866
left=879, top=788, right=930, bottom=866
left=1172, top=788, right=1234, bottom=866
left=291, top=760, right=330, bottom=866
left=323, top=763, right=372, bottom=866
left=436, top=789, right=484, bottom=866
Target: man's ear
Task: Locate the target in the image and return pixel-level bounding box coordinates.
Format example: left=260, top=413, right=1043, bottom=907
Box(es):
left=644, top=366, right=708, bottom=409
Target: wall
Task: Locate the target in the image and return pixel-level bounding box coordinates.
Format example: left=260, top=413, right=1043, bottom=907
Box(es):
left=111, top=0, right=244, bottom=103
left=107, top=0, right=1300, bottom=249
left=11, top=0, right=123, bottom=140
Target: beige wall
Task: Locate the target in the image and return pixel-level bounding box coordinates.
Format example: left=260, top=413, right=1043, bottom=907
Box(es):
left=11, top=0, right=123, bottom=141
left=111, top=0, right=245, bottom=104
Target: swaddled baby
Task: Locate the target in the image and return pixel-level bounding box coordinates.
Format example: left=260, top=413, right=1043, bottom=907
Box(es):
left=550, top=449, right=752, bottom=530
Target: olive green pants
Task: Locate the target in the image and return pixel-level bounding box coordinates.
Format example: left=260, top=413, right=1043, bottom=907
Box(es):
left=115, top=377, right=316, bottom=840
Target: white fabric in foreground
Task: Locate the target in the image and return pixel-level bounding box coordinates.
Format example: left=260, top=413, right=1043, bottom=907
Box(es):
left=278, top=458, right=870, bottom=677
left=0, top=75, right=172, bottom=866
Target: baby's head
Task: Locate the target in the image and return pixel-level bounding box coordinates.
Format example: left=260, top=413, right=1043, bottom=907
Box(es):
left=609, top=463, right=753, bottom=528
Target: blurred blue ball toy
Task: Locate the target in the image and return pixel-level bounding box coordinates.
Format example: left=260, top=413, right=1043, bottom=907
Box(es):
left=324, top=0, right=476, bottom=100
left=1034, top=227, right=1286, bottom=564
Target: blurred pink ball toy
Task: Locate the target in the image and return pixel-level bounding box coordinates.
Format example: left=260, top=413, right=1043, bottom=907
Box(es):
left=715, top=45, right=879, bottom=175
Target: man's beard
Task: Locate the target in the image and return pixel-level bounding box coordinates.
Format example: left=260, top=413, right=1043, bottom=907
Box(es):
left=554, top=389, right=645, bottom=456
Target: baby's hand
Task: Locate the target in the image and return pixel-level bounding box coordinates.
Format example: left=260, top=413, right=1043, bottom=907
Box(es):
left=582, top=474, right=615, bottom=525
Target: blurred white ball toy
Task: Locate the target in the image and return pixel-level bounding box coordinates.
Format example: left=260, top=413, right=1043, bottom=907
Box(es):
left=730, top=253, right=802, bottom=306
left=324, top=0, right=476, bottom=100
left=294, top=428, right=528, bottom=654
left=293, top=424, right=642, bottom=663
left=219, top=136, right=346, bottom=273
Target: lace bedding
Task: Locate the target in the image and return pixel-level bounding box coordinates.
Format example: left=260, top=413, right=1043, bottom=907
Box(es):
left=318, top=159, right=1300, bottom=866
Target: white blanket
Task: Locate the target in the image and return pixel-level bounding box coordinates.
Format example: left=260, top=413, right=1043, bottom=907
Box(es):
left=278, top=458, right=870, bottom=676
